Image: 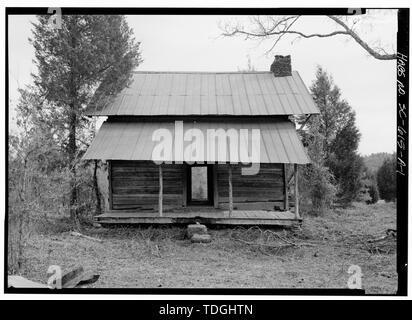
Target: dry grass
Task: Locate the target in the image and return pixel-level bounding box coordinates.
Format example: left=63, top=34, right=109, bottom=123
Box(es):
left=16, top=202, right=397, bottom=294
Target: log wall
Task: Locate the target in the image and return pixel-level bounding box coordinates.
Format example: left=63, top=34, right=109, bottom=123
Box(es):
left=111, top=160, right=184, bottom=210
left=109, top=161, right=286, bottom=211
left=216, top=163, right=285, bottom=210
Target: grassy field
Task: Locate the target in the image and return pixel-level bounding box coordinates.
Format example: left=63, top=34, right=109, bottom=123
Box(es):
left=17, top=202, right=397, bottom=294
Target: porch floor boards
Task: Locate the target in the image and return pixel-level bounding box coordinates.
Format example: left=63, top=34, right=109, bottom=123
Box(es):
left=95, top=209, right=301, bottom=226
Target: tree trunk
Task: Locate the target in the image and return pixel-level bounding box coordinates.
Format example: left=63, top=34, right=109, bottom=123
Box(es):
left=68, top=107, right=77, bottom=220
left=68, top=25, right=79, bottom=223
left=93, top=160, right=102, bottom=216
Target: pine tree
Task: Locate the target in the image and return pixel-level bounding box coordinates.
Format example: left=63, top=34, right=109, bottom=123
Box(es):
left=30, top=15, right=142, bottom=220
left=309, top=67, right=355, bottom=160
left=305, top=66, right=364, bottom=206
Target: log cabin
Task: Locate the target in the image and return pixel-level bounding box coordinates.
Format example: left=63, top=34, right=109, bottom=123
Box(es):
left=83, top=55, right=319, bottom=226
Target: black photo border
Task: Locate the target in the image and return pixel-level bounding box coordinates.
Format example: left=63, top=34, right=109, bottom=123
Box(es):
left=4, top=7, right=409, bottom=296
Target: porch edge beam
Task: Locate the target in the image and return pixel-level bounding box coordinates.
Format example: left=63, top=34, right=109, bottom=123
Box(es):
left=287, top=171, right=295, bottom=186
left=108, top=160, right=113, bottom=210
left=182, top=164, right=187, bottom=207
left=228, top=164, right=233, bottom=217
left=213, top=164, right=219, bottom=208
left=294, top=164, right=300, bottom=219
left=283, top=164, right=289, bottom=211
left=159, top=164, right=163, bottom=217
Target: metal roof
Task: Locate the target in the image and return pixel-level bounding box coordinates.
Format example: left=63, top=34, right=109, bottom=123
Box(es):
left=85, top=71, right=319, bottom=116
left=83, top=120, right=310, bottom=164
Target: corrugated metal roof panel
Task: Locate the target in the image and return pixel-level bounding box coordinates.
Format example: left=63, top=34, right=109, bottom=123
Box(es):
left=83, top=120, right=310, bottom=164
left=85, top=71, right=319, bottom=116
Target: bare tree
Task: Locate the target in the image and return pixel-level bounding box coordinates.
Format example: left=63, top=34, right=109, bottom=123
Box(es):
left=221, top=13, right=396, bottom=60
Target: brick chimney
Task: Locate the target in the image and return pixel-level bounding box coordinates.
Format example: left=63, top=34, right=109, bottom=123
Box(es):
left=270, top=55, right=292, bottom=77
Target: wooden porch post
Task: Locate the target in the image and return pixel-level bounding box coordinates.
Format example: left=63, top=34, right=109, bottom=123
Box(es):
left=283, top=164, right=289, bottom=211
left=108, top=160, right=113, bottom=210
left=294, top=164, right=300, bottom=219
left=228, top=164, right=233, bottom=217
left=159, top=164, right=163, bottom=217
left=182, top=164, right=187, bottom=207
left=213, top=164, right=219, bottom=209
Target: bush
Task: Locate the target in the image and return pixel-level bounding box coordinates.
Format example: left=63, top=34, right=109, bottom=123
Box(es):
left=301, top=163, right=336, bottom=215
left=7, top=208, right=31, bottom=274
left=377, top=157, right=396, bottom=202
left=367, top=179, right=380, bottom=204
left=7, top=135, right=98, bottom=273
left=298, top=116, right=337, bottom=215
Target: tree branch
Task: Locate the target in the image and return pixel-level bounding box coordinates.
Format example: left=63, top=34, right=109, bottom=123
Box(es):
left=223, top=28, right=349, bottom=39
left=326, top=15, right=396, bottom=60
left=221, top=14, right=397, bottom=61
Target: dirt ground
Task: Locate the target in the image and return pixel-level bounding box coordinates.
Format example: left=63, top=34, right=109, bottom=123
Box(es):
left=19, top=202, right=397, bottom=294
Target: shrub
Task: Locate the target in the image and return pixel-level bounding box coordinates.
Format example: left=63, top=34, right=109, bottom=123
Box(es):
left=301, top=162, right=337, bottom=215
left=367, top=178, right=380, bottom=204
left=377, top=157, right=396, bottom=202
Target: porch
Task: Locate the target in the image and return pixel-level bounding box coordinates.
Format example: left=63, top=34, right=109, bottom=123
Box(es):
left=84, top=119, right=309, bottom=226
left=96, top=208, right=301, bottom=226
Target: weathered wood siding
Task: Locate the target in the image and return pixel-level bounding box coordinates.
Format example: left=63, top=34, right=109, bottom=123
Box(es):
left=217, top=164, right=285, bottom=210
left=111, top=161, right=184, bottom=210
left=110, top=161, right=286, bottom=211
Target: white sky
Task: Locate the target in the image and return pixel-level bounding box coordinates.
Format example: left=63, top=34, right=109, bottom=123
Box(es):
left=8, top=10, right=397, bottom=155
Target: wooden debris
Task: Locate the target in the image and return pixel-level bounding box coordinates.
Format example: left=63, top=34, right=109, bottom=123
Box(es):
left=61, top=266, right=85, bottom=288
left=77, top=273, right=100, bottom=287
left=355, top=230, right=396, bottom=255
left=8, top=275, right=47, bottom=288
left=8, top=267, right=100, bottom=289
left=70, top=231, right=102, bottom=243
left=230, top=226, right=315, bottom=254
left=368, top=229, right=396, bottom=243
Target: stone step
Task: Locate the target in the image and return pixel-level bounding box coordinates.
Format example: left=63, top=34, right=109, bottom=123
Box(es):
left=191, top=233, right=212, bottom=243
left=186, top=223, right=208, bottom=238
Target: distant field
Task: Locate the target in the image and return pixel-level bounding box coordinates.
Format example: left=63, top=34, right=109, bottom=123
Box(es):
left=18, top=202, right=397, bottom=294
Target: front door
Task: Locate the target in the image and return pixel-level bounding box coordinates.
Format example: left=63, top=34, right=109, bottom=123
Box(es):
left=187, top=165, right=213, bottom=205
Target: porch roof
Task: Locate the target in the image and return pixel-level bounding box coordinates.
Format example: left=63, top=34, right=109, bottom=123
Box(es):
left=82, top=119, right=310, bottom=164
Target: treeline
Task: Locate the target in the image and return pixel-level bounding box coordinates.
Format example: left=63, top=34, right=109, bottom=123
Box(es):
left=297, top=67, right=396, bottom=214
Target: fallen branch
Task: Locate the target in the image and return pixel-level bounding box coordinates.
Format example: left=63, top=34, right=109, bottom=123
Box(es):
left=231, top=226, right=316, bottom=249
left=70, top=231, right=102, bottom=243
left=368, top=236, right=390, bottom=243
left=272, top=232, right=316, bottom=247
left=232, top=236, right=294, bottom=249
